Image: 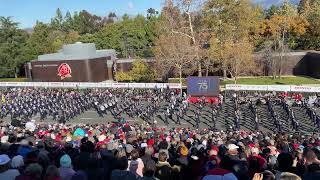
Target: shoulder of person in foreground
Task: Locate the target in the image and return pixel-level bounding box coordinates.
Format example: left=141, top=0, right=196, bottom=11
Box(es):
left=111, top=169, right=136, bottom=180
left=0, top=168, right=20, bottom=178
left=202, top=168, right=238, bottom=180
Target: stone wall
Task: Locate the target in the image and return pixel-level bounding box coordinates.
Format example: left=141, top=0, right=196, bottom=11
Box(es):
left=254, top=51, right=320, bottom=78
left=293, top=52, right=320, bottom=78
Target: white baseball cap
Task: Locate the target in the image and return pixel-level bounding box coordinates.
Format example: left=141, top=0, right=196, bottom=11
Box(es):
left=227, top=144, right=239, bottom=150
left=141, top=143, right=147, bottom=148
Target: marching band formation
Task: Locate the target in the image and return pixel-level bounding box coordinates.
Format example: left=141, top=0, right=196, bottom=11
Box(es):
left=0, top=87, right=319, bottom=133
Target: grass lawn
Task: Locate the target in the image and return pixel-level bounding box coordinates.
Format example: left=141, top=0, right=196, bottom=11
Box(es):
left=169, top=76, right=320, bottom=86
left=0, top=78, right=29, bottom=82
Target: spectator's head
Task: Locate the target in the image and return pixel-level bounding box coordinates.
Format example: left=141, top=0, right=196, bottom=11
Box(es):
left=227, top=144, right=239, bottom=155
left=125, top=144, right=134, bottom=154
left=303, top=148, right=319, bottom=166
left=11, top=155, right=24, bottom=168
left=268, top=155, right=277, bottom=169
left=80, top=141, right=95, bottom=153
left=158, top=152, right=168, bottom=162
left=219, top=155, right=236, bottom=172
left=180, top=145, right=188, bottom=157
left=280, top=172, right=301, bottom=180
left=117, top=156, right=129, bottom=170
left=277, top=153, right=293, bottom=172
left=248, top=156, right=261, bottom=172
left=145, top=146, right=154, bottom=156
left=25, top=151, right=38, bottom=164
left=60, top=154, right=72, bottom=168
left=131, top=149, right=139, bottom=160
left=312, top=147, right=320, bottom=160
left=143, top=160, right=156, bottom=177
left=116, top=148, right=126, bottom=159
left=20, top=139, right=29, bottom=146
left=159, top=140, right=169, bottom=150
left=24, top=163, right=43, bottom=179
left=0, top=154, right=11, bottom=172
left=261, top=170, right=275, bottom=180
left=44, top=165, right=60, bottom=180
left=251, top=147, right=260, bottom=155
left=209, top=146, right=219, bottom=157
left=36, top=140, right=45, bottom=149
left=38, top=152, right=50, bottom=170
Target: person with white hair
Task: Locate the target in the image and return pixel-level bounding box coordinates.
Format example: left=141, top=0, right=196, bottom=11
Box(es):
left=11, top=155, right=24, bottom=173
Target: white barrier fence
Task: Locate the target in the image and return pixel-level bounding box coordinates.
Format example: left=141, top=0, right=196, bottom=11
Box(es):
left=225, top=84, right=320, bottom=92
left=5, top=82, right=320, bottom=92
left=0, top=82, right=182, bottom=89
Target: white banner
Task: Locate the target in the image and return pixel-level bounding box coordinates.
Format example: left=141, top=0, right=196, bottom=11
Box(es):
left=225, top=84, right=268, bottom=91
left=267, top=85, right=291, bottom=92
left=17, top=82, right=27, bottom=87
left=245, top=85, right=268, bottom=91
left=112, top=83, right=129, bottom=88
left=226, top=84, right=320, bottom=93
left=78, top=83, right=97, bottom=88
left=2, top=81, right=320, bottom=92
left=6, top=82, right=19, bottom=87
left=48, top=82, right=64, bottom=87
left=313, top=87, right=320, bottom=92
left=0, top=82, right=183, bottom=89
left=291, top=86, right=317, bottom=92
left=24, top=82, right=35, bottom=87
left=96, top=82, right=112, bottom=88
left=166, top=83, right=182, bottom=89
left=225, top=84, right=241, bottom=91
left=63, top=82, right=80, bottom=88
left=128, top=83, right=146, bottom=88
left=145, top=83, right=160, bottom=89
left=33, top=82, right=49, bottom=87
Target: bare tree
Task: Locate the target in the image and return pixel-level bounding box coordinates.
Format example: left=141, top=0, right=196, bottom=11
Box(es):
left=154, top=33, right=196, bottom=91
left=162, top=0, right=206, bottom=77
left=261, top=40, right=277, bottom=79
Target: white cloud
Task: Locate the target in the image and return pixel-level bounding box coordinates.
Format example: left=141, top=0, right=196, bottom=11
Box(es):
left=128, top=1, right=134, bottom=9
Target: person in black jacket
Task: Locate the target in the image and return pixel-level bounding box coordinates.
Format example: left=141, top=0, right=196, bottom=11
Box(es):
left=155, top=152, right=175, bottom=180
left=111, top=156, right=136, bottom=180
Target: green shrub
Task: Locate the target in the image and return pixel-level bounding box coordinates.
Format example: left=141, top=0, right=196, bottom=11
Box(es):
left=115, top=72, right=133, bottom=82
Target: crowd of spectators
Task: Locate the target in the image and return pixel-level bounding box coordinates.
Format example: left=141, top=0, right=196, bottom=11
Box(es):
left=0, top=120, right=319, bottom=180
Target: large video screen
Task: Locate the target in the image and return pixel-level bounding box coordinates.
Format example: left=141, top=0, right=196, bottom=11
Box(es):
left=187, top=76, right=220, bottom=97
